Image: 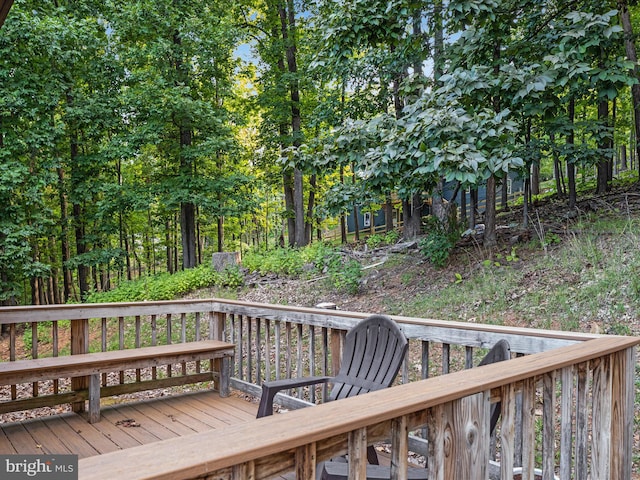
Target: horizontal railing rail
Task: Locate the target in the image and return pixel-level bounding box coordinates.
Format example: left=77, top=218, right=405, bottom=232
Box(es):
left=0, top=300, right=600, bottom=415
left=76, top=335, right=639, bottom=480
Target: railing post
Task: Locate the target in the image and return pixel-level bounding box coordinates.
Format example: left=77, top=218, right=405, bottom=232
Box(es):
left=591, top=355, right=612, bottom=479
left=610, top=346, right=635, bottom=480
left=211, top=310, right=226, bottom=394
left=295, top=443, right=316, bottom=479
left=348, top=427, right=368, bottom=479
left=390, top=415, right=409, bottom=480
left=500, top=384, right=516, bottom=480
left=70, top=317, right=89, bottom=413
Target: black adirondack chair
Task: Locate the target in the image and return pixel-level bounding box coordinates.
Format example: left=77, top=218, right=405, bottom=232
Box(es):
left=320, top=339, right=512, bottom=480
left=256, top=314, right=409, bottom=466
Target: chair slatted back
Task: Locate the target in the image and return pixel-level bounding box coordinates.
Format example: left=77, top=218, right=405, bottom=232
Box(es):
left=330, top=315, right=409, bottom=401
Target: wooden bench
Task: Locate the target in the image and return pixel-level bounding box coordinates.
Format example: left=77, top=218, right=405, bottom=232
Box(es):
left=0, top=340, right=234, bottom=423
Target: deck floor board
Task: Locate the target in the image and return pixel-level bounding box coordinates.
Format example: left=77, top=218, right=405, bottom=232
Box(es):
left=0, top=391, right=300, bottom=479
left=0, top=391, right=259, bottom=460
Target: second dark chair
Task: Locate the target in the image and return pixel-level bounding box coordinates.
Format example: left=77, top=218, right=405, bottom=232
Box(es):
left=320, top=338, right=512, bottom=480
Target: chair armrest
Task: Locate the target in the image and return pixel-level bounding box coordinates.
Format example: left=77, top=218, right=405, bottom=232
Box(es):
left=257, top=375, right=331, bottom=418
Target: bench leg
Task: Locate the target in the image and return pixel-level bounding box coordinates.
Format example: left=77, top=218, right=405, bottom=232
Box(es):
left=219, top=356, right=230, bottom=398
left=88, top=373, right=101, bottom=423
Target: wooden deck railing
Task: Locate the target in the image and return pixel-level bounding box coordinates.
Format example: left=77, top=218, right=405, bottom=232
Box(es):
left=0, top=299, right=638, bottom=478
left=77, top=335, right=639, bottom=480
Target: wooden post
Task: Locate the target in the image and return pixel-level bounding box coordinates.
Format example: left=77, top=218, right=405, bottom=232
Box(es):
left=330, top=330, right=343, bottom=376
left=591, top=356, right=612, bottom=479
left=542, top=371, right=557, bottom=480
left=348, top=427, right=368, bottom=479
left=212, top=311, right=225, bottom=393
left=88, top=373, right=100, bottom=423
left=610, top=347, right=635, bottom=479
left=295, top=443, right=316, bottom=480
left=70, top=318, right=89, bottom=413
left=501, top=384, right=516, bottom=480
left=390, top=416, right=409, bottom=480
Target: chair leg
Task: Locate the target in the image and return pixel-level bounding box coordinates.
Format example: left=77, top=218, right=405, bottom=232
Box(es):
left=367, top=444, right=379, bottom=465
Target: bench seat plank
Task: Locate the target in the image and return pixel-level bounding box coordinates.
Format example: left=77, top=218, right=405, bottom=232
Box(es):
left=0, top=340, right=234, bottom=385
left=0, top=340, right=234, bottom=423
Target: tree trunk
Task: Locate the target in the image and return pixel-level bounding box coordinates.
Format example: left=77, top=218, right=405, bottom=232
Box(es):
left=402, top=193, right=422, bottom=240
left=385, top=194, right=394, bottom=232
left=550, top=132, right=565, bottom=197
left=531, top=163, right=540, bottom=196
left=340, top=167, right=347, bottom=243
left=73, top=202, right=89, bottom=299
left=567, top=97, right=577, bottom=208
left=165, top=218, right=172, bottom=274
left=217, top=216, right=224, bottom=253
left=432, top=179, right=446, bottom=224
left=619, top=1, right=640, bottom=179
left=283, top=170, right=295, bottom=246
left=597, top=97, right=610, bottom=193
left=279, top=0, right=306, bottom=247
left=68, top=106, right=89, bottom=300
left=484, top=175, right=497, bottom=248
left=433, top=0, right=444, bottom=81
left=57, top=167, right=73, bottom=302
left=500, top=179, right=508, bottom=210
left=180, top=201, right=197, bottom=269
left=469, top=188, right=478, bottom=230
left=460, top=187, right=467, bottom=227
left=305, top=174, right=316, bottom=244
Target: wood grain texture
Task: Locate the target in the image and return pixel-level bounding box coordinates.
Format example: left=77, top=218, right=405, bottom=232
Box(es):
left=78, top=337, right=639, bottom=480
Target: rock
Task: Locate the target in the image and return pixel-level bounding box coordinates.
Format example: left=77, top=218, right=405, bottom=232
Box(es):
left=212, top=252, right=240, bottom=272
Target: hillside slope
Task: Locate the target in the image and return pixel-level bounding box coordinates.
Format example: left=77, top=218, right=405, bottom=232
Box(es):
left=231, top=184, right=640, bottom=338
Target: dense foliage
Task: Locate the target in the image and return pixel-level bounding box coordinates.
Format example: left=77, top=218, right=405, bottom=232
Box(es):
left=2, top=0, right=640, bottom=305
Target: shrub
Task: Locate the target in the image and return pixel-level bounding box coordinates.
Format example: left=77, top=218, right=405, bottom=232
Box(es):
left=85, top=264, right=232, bottom=303
left=329, top=258, right=362, bottom=294
left=419, top=218, right=459, bottom=268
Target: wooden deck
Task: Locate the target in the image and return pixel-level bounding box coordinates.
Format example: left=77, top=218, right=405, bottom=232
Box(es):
left=0, top=390, right=258, bottom=458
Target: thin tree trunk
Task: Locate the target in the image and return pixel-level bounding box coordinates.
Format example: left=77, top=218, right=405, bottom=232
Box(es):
left=165, top=218, right=172, bottom=274
left=484, top=175, right=497, bottom=247
left=402, top=194, right=423, bottom=240
left=597, top=97, right=610, bottom=193
left=567, top=97, right=577, bottom=208
left=619, top=1, right=640, bottom=179
left=279, top=0, right=306, bottom=247
left=501, top=179, right=508, bottom=210
left=469, top=188, right=478, bottom=230
left=284, top=170, right=295, bottom=246
left=57, top=167, right=73, bottom=301
left=385, top=195, right=394, bottom=232
left=305, top=174, right=316, bottom=244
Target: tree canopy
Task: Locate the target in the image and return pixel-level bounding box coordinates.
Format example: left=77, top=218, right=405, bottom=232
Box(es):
left=1, top=0, right=639, bottom=304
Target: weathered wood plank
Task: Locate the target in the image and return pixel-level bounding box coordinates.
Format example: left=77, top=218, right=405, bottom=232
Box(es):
left=610, top=346, right=635, bottom=479
left=62, top=414, right=121, bottom=455
left=1, top=422, right=41, bottom=455
left=542, top=371, right=556, bottom=480
left=390, top=415, right=409, bottom=480
left=295, top=443, right=316, bottom=479
left=559, top=365, right=574, bottom=478
left=348, top=427, right=367, bottom=479
left=591, top=355, right=612, bottom=480
left=42, top=416, right=100, bottom=458
left=77, top=337, right=639, bottom=480
left=575, top=361, right=588, bottom=480
left=23, top=418, right=74, bottom=454
left=500, top=383, right=516, bottom=480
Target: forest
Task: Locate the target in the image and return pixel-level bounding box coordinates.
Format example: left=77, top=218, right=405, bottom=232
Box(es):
left=1, top=0, right=640, bottom=306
